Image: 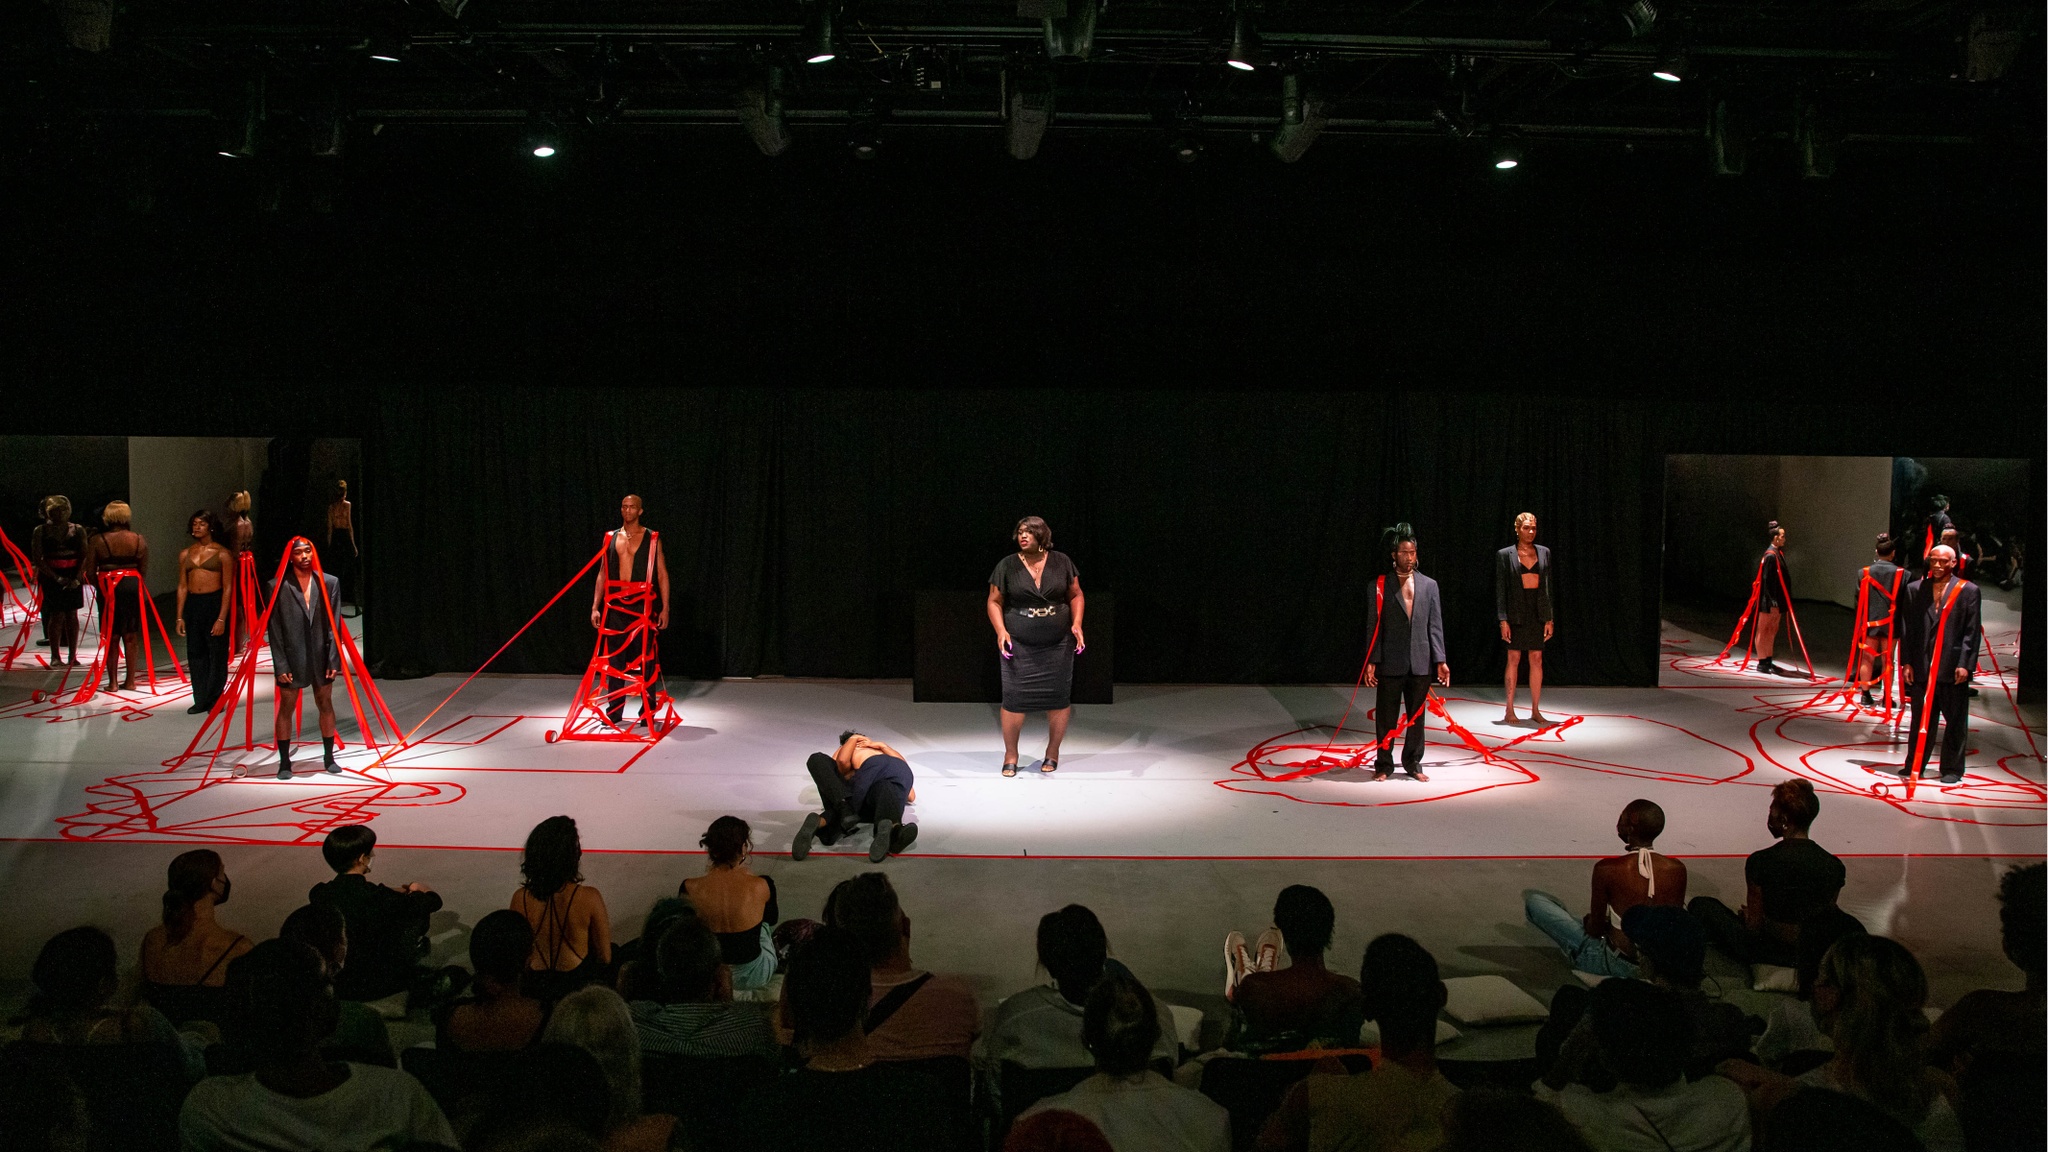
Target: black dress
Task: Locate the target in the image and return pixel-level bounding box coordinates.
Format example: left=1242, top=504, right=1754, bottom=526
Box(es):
left=96, top=534, right=147, bottom=635
left=1758, top=546, right=1789, bottom=613
left=1494, top=544, right=1553, bottom=651
left=990, top=551, right=1078, bottom=713
left=31, top=522, right=86, bottom=612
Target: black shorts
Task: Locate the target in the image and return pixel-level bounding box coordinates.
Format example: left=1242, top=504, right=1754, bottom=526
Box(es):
left=1507, top=622, right=1546, bottom=651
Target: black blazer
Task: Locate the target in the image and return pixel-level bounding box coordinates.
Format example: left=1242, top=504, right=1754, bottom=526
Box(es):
left=268, top=571, right=342, bottom=683
left=1494, top=544, right=1554, bottom=624
left=1895, top=577, right=1981, bottom=684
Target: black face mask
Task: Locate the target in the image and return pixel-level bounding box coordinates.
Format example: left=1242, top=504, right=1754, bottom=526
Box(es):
left=216, top=877, right=231, bottom=907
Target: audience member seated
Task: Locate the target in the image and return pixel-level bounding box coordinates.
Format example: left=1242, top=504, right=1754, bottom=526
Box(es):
left=1760, top=1089, right=1927, bottom=1152
left=278, top=903, right=398, bottom=1067
left=627, top=911, right=778, bottom=1059
left=1225, top=885, right=1364, bottom=1049
left=833, top=872, right=980, bottom=1062
left=680, top=817, right=780, bottom=993
left=18, top=925, right=204, bottom=1080
left=1004, top=1109, right=1115, bottom=1152
left=512, top=815, right=613, bottom=1001
left=1689, top=780, right=1844, bottom=967
left=306, top=824, right=443, bottom=1003
left=1524, top=799, right=1687, bottom=978
left=437, top=909, right=550, bottom=1053
left=614, top=898, right=695, bottom=1002
left=1021, top=971, right=1229, bottom=1152
left=748, top=924, right=954, bottom=1151
left=1254, top=933, right=1457, bottom=1152
left=545, top=985, right=679, bottom=1152
left=1720, top=934, right=1964, bottom=1152
left=1621, top=905, right=1755, bottom=1076
left=140, top=849, right=253, bottom=1026
left=1754, top=907, right=1864, bottom=1071
left=1537, top=979, right=1751, bottom=1152
left=1929, top=862, right=2045, bottom=1152
left=466, top=1042, right=614, bottom=1152
left=1440, top=1089, right=1593, bottom=1152
left=990, top=904, right=1178, bottom=1071
left=179, top=940, right=456, bottom=1152
left=0, top=1048, right=95, bottom=1152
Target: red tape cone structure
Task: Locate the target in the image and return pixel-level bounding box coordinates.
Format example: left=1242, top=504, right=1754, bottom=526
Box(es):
left=548, top=532, right=678, bottom=744
left=51, top=564, right=187, bottom=707
left=0, top=527, right=38, bottom=670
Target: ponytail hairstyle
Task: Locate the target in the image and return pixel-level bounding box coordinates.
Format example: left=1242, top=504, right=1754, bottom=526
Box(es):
left=1766, top=520, right=1784, bottom=545
left=1382, top=522, right=1417, bottom=558
left=163, top=849, right=226, bottom=944
left=1816, top=934, right=1936, bottom=1127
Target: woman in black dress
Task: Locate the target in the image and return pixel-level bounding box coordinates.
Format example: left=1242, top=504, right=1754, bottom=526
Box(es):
left=30, top=495, right=87, bottom=665
left=1495, top=512, right=1554, bottom=724
left=82, top=501, right=149, bottom=692
left=985, top=516, right=1086, bottom=776
left=1754, top=521, right=1789, bottom=674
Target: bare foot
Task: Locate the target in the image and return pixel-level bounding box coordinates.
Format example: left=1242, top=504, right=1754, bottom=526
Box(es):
left=1501, top=710, right=1519, bottom=724
left=1530, top=711, right=1549, bottom=726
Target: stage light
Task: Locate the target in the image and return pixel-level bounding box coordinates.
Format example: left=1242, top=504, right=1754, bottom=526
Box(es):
left=1170, top=134, right=1203, bottom=163
left=217, top=76, right=266, bottom=158
left=525, top=112, right=561, bottom=158
left=1617, top=0, right=1657, bottom=39
left=802, top=4, right=837, bottom=64
left=1491, top=141, right=1522, bottom=169
left=1651, top=51, right=1688, bottom=82
left=58, top=0, right=113, bottom=52
left=1005, top=77, right=1054, bottom=160
left=1225, top=12, right=1264, bottom=71
left=1707, top=99, right=1746, bottom=177
left=366, top=31, right=407, bottom=63
left=1268, top=72, right=1327, bottom=163
left=737, top=67, right=792, bottom=156
left=847, top=101, right=881, bottom=160
left=1043, top=0, right=1100, bottom=63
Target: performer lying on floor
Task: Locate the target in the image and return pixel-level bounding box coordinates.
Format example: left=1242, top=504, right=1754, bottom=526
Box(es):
left=792, top=731, right=919, bottom=864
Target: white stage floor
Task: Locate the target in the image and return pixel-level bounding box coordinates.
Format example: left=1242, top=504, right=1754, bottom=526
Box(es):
left=0, top=590, right=2038, bottom=863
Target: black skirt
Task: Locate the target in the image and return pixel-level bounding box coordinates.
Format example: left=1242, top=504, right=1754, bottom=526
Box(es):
left=1002, top=609, right=1074, bottom=712
left=104, top=569, right=144, bottom=634
left=1508, top=622, right=1547, bottom=651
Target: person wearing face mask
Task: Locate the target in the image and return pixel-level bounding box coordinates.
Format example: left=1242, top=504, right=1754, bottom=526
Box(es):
left=1895, top=544, right=1981, bottom=785
left=140, top=849, right=254, bottom=1026
left=1364, top=523, right=1448, bottom=783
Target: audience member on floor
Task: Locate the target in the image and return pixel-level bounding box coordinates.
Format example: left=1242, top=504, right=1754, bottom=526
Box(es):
left=1620, top=905, right=1757, bottom=1076
left=1524, top=799, right=1687, bottom=978
left=545, top=985, right=680, bottom=1152
left=279, top=902, right=398, bottom=1067
left=832, top=872, right=980, bottom=1062
left=1689, top=780, right=1844, bottom=967
left=306, top=824, right=442, bottom=1003
left=1928, top=862, right=2045, bottom=1152
left=1254, top=933, right=1457, bottom=1152
left=466, top=1042, right=614, bottom=1152
left=19, top=925, right=205, bottom=1081
left=751, top=924, right=953, bottom=1152
left=140, top=849, right=253, bottom=1026
left=1538, top=979, right=1751, bottom=1152
left=1754, top=907, right=1865, bottom=1071
left=1022, top=971, right=1229, bottom=1152
left=439, top=909, right=551, bottom=1053
left=1440, top=1090, right=1593, bottom=1152
left=627, top=910, right=778, bottom=1059
left=0, top=1048, right=95, bottom=1152
left=512, top=815, right=613, bottom=1000
left=1719, top=934, right=1963, bottom=1152
left=991, top=904, right=1179, bottom=1070
left=180, top=939, right=456, bottom=1152
left=1225, top=885, right=1364, bottom=1049
left=1759, top=1089, right=1927, bottom=1152
left=680, top=816, right=781, bottom=993
left=1004, top=1109, right=1116, bottom=1152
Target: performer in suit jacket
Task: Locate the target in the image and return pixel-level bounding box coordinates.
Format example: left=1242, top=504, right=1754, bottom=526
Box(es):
left=1495, top=512, right=1555, bottom=725
left=1364, top=524, right=1449, bottom=782
left=1895, top=545, right=1981, bottom=784
left=269, top=538, right=343, bottom=779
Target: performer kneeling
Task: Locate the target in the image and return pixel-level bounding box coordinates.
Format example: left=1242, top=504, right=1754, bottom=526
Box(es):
left=270, top=540, right=342, bottom=778
left=1365, top=524, right=1448, bottom=783
left=793, top=731, right=919, bottom=864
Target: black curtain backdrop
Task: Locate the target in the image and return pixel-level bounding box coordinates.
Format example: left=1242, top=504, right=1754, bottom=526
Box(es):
left=369, top=387, right=1663, bottom=684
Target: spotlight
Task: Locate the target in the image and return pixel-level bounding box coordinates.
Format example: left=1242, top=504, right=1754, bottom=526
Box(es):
left=1491, top=140, right=1522, bottom=169
left=217, top=76, right=266, bottom=158
left=847, top=102, right=881, bottom=160
left=737, top=68, right=792, bottom=156
left=1616, top=0, right=1657, bottom=39
left=1043, top=0, right=1100, bottom=63
left=366, top=31, right=407, bottom=63
left=1651, top=50, right=1688, bottom=83
left=1170, top=134, right=1203, bottom=163
left=1268, top=72, right=1326, bottom=163
left=1005, top=75, right=1054, bottom=160
left=802, top=3, right=837, bottom=64
left=1225, top=12, right=1264, bottom=71
left=525, top=112, right=561, bottom=158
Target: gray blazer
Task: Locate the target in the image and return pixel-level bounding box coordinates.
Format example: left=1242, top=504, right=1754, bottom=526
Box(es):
left=269, top=571, right=342, bottom=684
left=1367, top=570, right=1447, bottom=678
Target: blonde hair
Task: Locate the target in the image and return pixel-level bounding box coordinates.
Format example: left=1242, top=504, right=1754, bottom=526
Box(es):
left=544, top=985, right=641, bottom=1130
left=1513, top=513, right=1536, bottom=530
left=1818, top=934, right=1935, bottom=1126
left=228, top=492, right=251, bottom=514
left=41, top=495, right=72, bottom=518
left=101, top=502, right=132, bottom=528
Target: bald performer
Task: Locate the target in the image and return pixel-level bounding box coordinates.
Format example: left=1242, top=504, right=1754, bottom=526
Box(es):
left=1896, top=544, right=1980, bottom=784
left=589, top=495, right=671, bottom=727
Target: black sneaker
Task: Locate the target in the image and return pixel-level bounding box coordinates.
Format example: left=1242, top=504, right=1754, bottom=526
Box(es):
left=324, top=757, right=341, bottom=775
left=277, top=763, right=293, bottom=780
left=1860, top=690, right=1876, bottom=707
left=1758, top=658, right=1776, bottom=674
left=1940, top=770, right=1964, bottom=784
left=869, top=819, right=895, bottom=864
left=187, top=702, right=209, bottom=715
left=791, top=813, right=824, bottom=861
left=889, top=823, right=919, bottom=857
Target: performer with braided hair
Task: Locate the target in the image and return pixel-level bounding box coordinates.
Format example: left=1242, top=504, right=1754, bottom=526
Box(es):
left=1364, top=523, right=1448, bottom=783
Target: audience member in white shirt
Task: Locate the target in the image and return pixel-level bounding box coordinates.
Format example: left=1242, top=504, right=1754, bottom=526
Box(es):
left=1536, top=979, right=1751, bottom=1152
left=1022, top=971, right=1228, bottom=1152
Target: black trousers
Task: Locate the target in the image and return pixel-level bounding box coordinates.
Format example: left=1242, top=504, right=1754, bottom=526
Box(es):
left=1688, top=896, right=1797, bottom=967
left=182, top=591, right=228, bottom=709
left=1905, top=678, right=1969, bottom=778
left=805, top=753, right=908, bottom=844
left=1374, top=673, right=1430, bottom=774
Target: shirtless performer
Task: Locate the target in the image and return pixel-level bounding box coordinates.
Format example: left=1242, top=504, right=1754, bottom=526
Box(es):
left=175, top=511, right=233, bottom=714
left=792, top=731, right=920, bottom=864
left=1522, top=799, right=1687, bottom=978
left=226, top=491, right=257, bottom=648
left=269, top=539, right=342, bottom=778
left=325, top=480, right=359, bottom=610
left=589, top=495, right=671, bottom=728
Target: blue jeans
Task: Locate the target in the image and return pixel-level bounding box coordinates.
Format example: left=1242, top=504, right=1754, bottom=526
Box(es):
left=1524, top=889, right=1639, bottom=978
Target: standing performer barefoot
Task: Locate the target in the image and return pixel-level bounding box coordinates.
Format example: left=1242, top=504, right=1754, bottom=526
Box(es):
left=1495, top=512, right=1554, bottom=725
left=175, top=511, right=232, bottom=714
left=986, top=516, right=1085, bottom=777
left=30, top=495, right=87, bottom=665
left=1365, top=524, right=1448, bottom=782
left=588, top=495, right=670, bottom=729
left=1754, top=522, right=1791, bottom=675
left=82, top=502, right=149, bottom=692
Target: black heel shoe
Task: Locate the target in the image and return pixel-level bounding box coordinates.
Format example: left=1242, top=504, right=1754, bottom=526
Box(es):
left=1040, top=759, right=1058, bottom=774
left=1001, top=763, right=1018, bottom=777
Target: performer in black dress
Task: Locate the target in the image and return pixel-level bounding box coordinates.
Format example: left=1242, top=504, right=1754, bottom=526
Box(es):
left=82, top=502, right=150, bottom=692
left=1754, top=522, right=1790, bottom=675
left=1855, top=534, right=1903, bottom=707
left=1494, top=513, right=1555, bottom=725
left=985, top=516, right=1085, bottom=776
left=30, top=495, right=87, bottom=665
